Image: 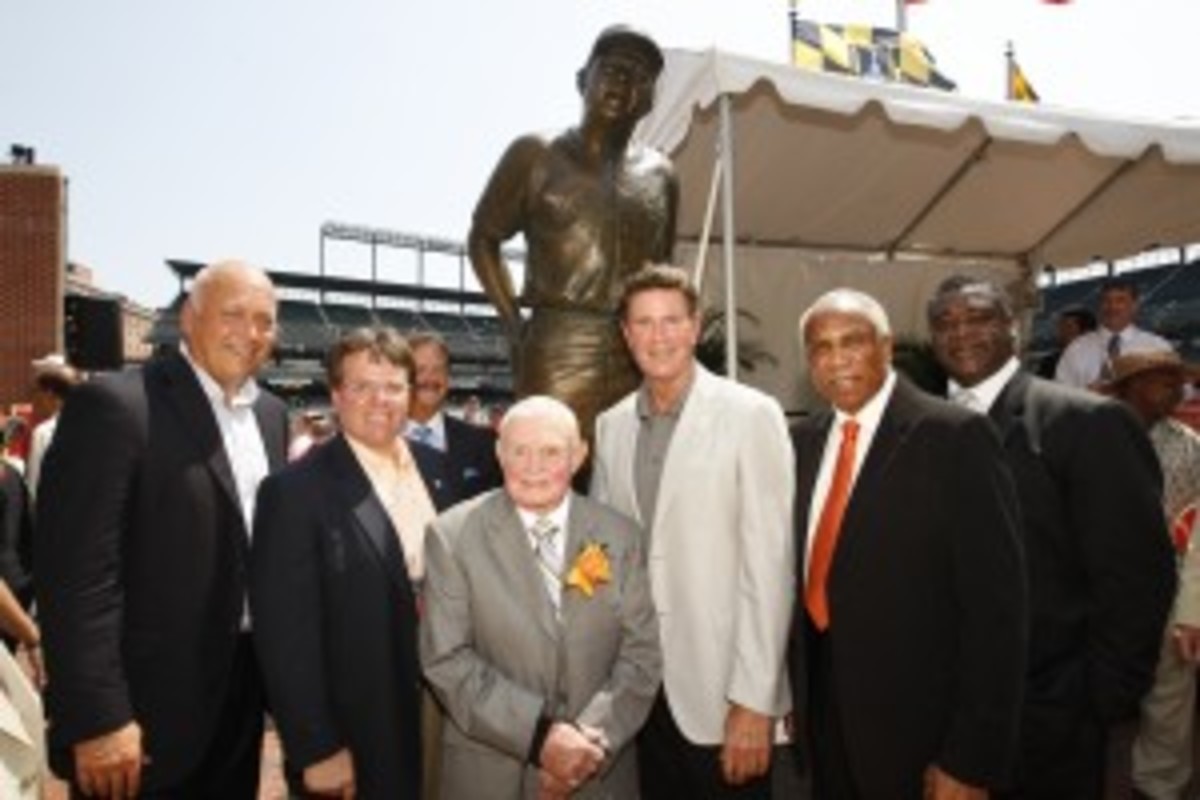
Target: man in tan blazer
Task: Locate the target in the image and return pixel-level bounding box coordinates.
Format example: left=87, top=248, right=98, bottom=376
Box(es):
left=591, top=265, right=795, bottom=798
left=422, top=395, right=661, bottom=799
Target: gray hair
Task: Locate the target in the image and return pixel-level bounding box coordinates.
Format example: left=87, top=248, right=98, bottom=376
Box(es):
left=798, top=288, right=892, bottom=347
left=925, top=275, right=1014, bottom=322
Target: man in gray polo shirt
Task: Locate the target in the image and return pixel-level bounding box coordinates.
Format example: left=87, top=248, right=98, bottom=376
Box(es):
left=592, top=264, right=794, bottom=799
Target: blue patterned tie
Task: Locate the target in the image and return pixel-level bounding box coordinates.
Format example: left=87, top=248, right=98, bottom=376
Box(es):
left=412, top=424, right=433, bottom=446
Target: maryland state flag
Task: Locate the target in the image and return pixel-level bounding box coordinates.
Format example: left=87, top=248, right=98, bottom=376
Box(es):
left=790, top=16, right=955, bottom=90
left=1009, top=58, right=1040, bottom=103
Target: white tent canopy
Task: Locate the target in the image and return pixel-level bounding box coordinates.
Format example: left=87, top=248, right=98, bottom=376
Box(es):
left=636, top=48, right=1200, bottom=411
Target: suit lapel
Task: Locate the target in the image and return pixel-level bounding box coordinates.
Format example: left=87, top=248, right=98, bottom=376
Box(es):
left=482, top=494, right=560, bottom=641
left=989, top=371, right=1033, bottom=450
left=254, top=396, right=285, bottom=472
left=560, top=493, right=596, bottom=627
left=609, top=402, right=644, bottom=526
left=652, top=366, right=716, bottom=536
left=442, top=419, right=466, bottom=488
left=155, top=352, right=243, bottom=528
left=833, top=381, right=921, bottom=575
left=326, top=435, right=412, bottom=599
left=410, top=441, right=454, bottom=512
left=795, top=412, right=833, bottom=577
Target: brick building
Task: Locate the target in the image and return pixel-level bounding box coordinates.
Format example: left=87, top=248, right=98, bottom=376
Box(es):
left=0, top=158, right=65, bottom=410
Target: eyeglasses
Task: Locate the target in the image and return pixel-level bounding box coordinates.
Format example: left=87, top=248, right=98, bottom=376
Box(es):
left=341, top=381, right=409, bottom=401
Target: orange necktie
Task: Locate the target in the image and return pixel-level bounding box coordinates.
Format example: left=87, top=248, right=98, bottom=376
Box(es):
left=805, top=419, right=860, bottom=631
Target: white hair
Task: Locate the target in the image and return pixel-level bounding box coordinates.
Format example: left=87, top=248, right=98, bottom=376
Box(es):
left=798, top=288, right=892, bottom=347
left=498, top=395, right=581, bottom=445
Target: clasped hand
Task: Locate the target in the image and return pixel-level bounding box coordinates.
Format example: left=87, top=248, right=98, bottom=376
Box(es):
left=538, top=722, right=607, bottom=799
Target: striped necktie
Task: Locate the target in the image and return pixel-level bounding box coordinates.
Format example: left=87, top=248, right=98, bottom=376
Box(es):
left=531, top=516, right=563, bottom=612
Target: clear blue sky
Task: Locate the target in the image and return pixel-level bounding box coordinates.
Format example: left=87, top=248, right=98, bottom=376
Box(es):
left=5, top=0, right=1198, bottom=309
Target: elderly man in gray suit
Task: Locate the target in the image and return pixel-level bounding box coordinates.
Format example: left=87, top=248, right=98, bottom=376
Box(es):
left=421, top=395, right=661, bottom=799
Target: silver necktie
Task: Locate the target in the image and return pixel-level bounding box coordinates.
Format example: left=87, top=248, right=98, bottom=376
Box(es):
left=531, top=516, right=563, bottom=611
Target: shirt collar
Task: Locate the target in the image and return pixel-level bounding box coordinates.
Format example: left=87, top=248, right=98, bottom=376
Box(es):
left=180, top=343, right=260, bottom=409
left=636, top=371, right=695, bottom=420
left=407, top=410, right=445, bottom=436
left=947, top=356, right=1020, bottom=413
left=515, top=493, right=572, bottom=533
left=345, top=433, right=412, bottom=477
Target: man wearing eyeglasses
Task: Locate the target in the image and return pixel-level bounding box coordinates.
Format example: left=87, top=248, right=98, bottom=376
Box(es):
left=252, top=327, right=459, bottom=799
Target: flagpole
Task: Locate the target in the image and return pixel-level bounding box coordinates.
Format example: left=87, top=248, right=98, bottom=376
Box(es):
left=789, top=0, right=799, bottom=62
left=1005, top=40, right=1015, bottom=101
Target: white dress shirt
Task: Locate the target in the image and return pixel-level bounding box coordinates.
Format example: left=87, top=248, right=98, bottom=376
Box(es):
left=805, top=369, right=897, bottom=579
left=181, top=345, right=270, bottom=630
left=948, top=357, right=1020, bottom=414
left=181, top=345, right=269, bottom=536
left=1055, top=325, right=1171, bottom=388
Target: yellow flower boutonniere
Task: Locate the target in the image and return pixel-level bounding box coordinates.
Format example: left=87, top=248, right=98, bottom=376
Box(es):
left=565, top=542, right=612, bottom=597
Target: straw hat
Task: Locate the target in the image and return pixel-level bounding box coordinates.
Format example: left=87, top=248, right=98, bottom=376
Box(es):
left=1105, top=348, right=1200, bottom=387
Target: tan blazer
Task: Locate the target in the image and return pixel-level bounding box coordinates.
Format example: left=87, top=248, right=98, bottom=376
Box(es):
left=0, top=646, right=42, bottom=799
left=421, top=490, right=661, bottom=800
left=592, top=365, right=795, bottom=744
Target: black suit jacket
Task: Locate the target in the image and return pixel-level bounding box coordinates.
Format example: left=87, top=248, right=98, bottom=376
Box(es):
left=250, top=433, right=456, bottom=799
left=789, top=379, right=1027, bottom=796
left=989, top=371, right=1174, bottom=727
left=0, top=459, right=33, bottom=609
left=442, top=415, right=502, bottom=500
left=34, top=351, right=288, bottom=788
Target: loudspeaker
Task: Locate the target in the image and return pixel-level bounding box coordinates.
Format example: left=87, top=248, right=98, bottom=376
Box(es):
left=64, top=295, right=123, bottom=371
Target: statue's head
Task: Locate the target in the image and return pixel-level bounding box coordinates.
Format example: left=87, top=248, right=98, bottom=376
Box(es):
left=577, top=25, right=663, bottom=120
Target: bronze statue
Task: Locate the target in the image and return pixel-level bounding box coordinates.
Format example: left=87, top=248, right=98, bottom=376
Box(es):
left=468, top=25, right=679, bottom=441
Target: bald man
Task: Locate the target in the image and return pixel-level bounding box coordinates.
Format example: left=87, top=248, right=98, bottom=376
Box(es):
left=36, top=261, right=289, bottom=798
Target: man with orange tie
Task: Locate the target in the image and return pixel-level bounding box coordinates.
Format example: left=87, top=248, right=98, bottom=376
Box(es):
left=788, top=288, right=1027, bottom=799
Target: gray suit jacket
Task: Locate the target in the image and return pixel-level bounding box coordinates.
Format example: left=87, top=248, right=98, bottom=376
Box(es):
left=421, top=490, right=661, bottom=800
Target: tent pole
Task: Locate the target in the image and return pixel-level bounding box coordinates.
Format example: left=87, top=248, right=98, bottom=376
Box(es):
left=693, top=158, right=723, bottom=294
left=719, top=93, right=738, bottom=382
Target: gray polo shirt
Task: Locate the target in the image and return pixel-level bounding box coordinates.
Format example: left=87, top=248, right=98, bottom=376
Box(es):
left=634, top=377, right=694, bottom=530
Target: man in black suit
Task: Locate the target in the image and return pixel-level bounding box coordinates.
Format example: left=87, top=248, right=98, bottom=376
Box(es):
left=35, top=260, right=288, bottom=798
left=405, top=331, right=502, bottom=500
left=790, top=288, right=1027, bottom=799
left=927, top=276, right=1176, bottom=797
left=252, top=328, right=457, bottom=799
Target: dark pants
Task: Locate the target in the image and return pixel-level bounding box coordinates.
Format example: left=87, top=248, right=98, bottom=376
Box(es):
left=638, top=690, right=771, bottom=800
left=805, top=626, right=859, bottom=800
left=995, top=701, right=1107, bottom=800
left=71, top=634, right=264, bottom=799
